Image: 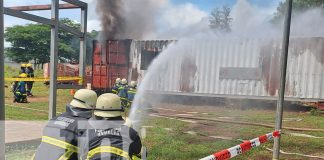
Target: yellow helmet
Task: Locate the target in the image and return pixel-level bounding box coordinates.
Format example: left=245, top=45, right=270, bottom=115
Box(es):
left=116, top=78, right=121, bottom=84
left=94, top=93, right=123, bottom=118
left=121, top=78, right=128, bottom=85
left=26, top=63, right=32, bottom=67
left=21, top=64, right=26, bottom=67
left=19, top=73, right=27, bottom=78
left=70, top=89, right=98, bottom=109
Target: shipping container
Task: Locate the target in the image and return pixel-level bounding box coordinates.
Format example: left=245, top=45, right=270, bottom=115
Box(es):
left=140, top=38, right=324, bottom=102
left=44, top=63, right=92, bottom=84
left=92, top=37, right=324, bottom=102
left=128, top=40, right=173, bottom=82
left=92, top=40, right=132, bottom=92
left=92, top=40, right=172, bottom=92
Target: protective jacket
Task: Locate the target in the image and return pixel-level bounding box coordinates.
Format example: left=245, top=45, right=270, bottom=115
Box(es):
left=34, top=105, right=92, bottom=160
left=26, top=67, right=35, bottom=78
left=118, top=85, right=128, bottom=107
left=127, top=87, right=137, bottom=107
left=112, top=84, right=121, bottom=94
left=81, top=116, right=142, bottom=160
left=26, top=67, right=35, bottom=95
left=15, top=81, right=27, bottom=95
left=19, top=67, right=26, bottom=74
left=13, top=81, right=27, bottom=103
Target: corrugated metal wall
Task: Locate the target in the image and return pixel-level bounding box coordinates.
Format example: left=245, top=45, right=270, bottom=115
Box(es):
left=131, top=38, right=324, bottom=101
left=129, top=40, right=172, bottom=82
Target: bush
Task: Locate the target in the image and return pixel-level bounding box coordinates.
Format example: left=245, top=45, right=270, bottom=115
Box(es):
left=310, top=107, right=320, bottom=116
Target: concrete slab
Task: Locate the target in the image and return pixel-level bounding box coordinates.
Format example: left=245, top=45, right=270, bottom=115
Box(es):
left=5, top=121, right=46, bottom=144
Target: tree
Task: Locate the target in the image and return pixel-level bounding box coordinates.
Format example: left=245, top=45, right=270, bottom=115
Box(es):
left=209, top=6, right=233, bottom=33
left=273, top=0, right=324, bottom=21
left=5, top=24, right=50, bottom=64
left=5, top=18, right=89, bottom=65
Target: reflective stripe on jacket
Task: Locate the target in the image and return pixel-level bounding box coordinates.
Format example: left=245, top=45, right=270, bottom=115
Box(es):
left=80, top=117, right=142, bottom=160
left=127, top=88, right=137, bottom=103
left=118, top=85, right=128, bottom=99
left=112, top=84, right=121, bottom=94
left=34, top=105, right=92, bottom=160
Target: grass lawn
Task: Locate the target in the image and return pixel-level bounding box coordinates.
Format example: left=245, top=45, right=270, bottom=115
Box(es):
left=143, top=111, right=324, bottom=160
left=4, top=65, right=324, bottom=159
left=4, top=65, right=73, bottom=120
left=4, top=65, right=74, bottom=159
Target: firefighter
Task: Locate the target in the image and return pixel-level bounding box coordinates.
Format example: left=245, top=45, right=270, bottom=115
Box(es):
left=121, top=78, right=128, bottom=87
left=112, top=78, right=122, bottom=94
left=118, top=78, right=129, bottom=108
left=13, top=73, right=28, bottom=103
left=10, top=76, right=19, bottom=103
left=80, top=93, right=142, bottom=160
left=127, top=81, right=137, bottom=108
left=19, top=63, right=26, bottom=74
left=26, top=63, right=34, bottom=96
left=34, top=89, right=98, bottom=160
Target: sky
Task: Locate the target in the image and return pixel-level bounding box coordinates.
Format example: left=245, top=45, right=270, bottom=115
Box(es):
left=3, top=0, right=282, bottom=45
left=171, top=0, right=279, bottom=12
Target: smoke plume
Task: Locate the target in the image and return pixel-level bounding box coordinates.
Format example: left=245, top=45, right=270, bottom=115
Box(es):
left=96, top=0, right=125, bottom=40
left=95, top=0, right=324, bottom=40
left=96, top=0, right=166, bottom=39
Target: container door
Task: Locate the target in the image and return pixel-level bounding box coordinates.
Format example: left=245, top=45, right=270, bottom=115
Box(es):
left=92, top=41, right=102, bottom=89
left=106, top=40, right=130, bottom=89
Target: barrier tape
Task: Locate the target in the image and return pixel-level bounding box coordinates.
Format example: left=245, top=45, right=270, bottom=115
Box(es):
left=200, top=130, right=281, bottom=160
left=4, top=77, right=82, bottom=82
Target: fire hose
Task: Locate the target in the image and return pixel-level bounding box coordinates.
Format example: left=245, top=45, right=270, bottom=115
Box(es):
left=200, top=130, right=281, bottom=160
left=152, top=113, right=324, bottom=132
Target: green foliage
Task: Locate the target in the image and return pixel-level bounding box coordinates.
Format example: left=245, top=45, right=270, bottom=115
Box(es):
left=273, top=0, right=324, bottom=21
left=209, top=6, right=233, bottom=33
left=310, top=107, right=320, bottom=116
left=5, top=18, right=98, bottom=65
left=5, top=24, right=50, bottom=63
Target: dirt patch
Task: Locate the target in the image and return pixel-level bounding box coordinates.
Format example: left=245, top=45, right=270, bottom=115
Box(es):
left=26, top=96, right=49, bottom=103
left=5, top=96, right=49, bottom=103
left=189, top=122, right=241, bottom=138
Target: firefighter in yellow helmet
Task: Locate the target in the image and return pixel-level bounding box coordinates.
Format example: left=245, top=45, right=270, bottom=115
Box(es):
left=13, top=73, right=28, bottom=103
left=19, top=63, right=27, bottom=74
left=34, top=89, right=98, bottom=160
left=25, top=63, right=34, bottom=96
left=112, top=78, right=122, bottom=94
left=118, top=78, right=129, bottom=108
left=80, top=93, right=142, bottom=160
left=127, top=81, right=137, bottom=108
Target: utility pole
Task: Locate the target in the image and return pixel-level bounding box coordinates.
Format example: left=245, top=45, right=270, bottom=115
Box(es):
left=272, top=0, right=293, bottom=159
left=0, top=0, right=5, bottom=159
left=48, top=0, right=59, bottom=119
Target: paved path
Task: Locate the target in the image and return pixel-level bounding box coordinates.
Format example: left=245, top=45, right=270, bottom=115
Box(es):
left=5, top=121, right=46, bottom=144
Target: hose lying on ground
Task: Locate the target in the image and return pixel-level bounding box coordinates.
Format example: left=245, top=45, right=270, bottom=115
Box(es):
left=265, top=148, right=324, bottom=159
left=286, top=132, right=324, bottom=139
left=152, top=113, right=324, bottom=132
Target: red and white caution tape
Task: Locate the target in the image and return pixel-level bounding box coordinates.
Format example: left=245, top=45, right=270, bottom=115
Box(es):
left=200, top=130, right=281, bottom=160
